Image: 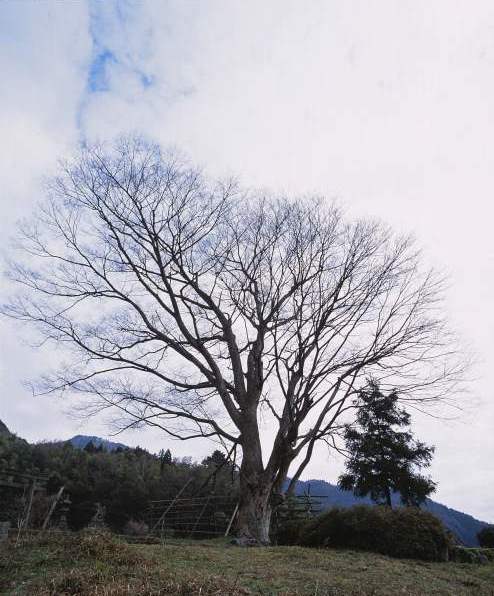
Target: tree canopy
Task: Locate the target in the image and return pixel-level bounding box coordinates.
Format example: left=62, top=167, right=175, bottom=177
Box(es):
left=3, top=137, right=463, bottom=543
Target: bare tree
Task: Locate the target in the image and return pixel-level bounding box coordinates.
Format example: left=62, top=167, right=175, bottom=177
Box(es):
left=3, top=138, right=463, bottom=544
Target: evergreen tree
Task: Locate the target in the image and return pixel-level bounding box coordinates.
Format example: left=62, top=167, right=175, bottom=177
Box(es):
left=202, top=450, right=228, bottom=469
left=159, top=448, right=172, bottom=473
left=83, top=440, right=97, bottom=453
left=338, top=381, right=436, bottom=507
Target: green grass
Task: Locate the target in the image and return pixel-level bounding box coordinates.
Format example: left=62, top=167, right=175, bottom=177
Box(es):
left=1, top=532, right=494, bottom=595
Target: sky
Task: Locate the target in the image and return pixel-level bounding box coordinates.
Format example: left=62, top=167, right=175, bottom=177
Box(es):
left=0, top=1, right=493, bottom=521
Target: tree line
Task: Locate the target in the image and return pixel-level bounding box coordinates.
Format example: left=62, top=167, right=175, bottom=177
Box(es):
left=0, top=431, right=236, bottom=531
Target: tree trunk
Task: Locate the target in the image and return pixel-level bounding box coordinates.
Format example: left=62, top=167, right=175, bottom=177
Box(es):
left=234, top=416, right=273, bottom=545
left=235, top=478, right=272, bottom=545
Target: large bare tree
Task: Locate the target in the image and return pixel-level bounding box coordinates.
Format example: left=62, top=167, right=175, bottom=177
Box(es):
left=3, top=138, right=462, bottom=543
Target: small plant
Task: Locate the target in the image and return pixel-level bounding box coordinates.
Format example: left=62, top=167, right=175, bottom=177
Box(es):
left=123, top=518, right=149, bottom=537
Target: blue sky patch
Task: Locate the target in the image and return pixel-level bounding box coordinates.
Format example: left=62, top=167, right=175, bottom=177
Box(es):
left=140, top=72, right=154, bottom=88
left=88, top=49, right=117, bottom=92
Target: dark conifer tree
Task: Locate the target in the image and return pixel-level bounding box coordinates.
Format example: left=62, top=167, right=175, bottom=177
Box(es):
left=338, top=381, right=436, bottom=507
left=202, top=450, right=228, bottom=468
left=83, top=440, right=97, bottom=453
left=159, top=448, right=172, bottom=473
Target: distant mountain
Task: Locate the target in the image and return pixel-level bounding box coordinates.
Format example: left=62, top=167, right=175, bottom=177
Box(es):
left=69, top=434, right=128, bottom=452
left=291, top=479, right=490, bottom=547
left=0, top=419, right=10, bottom=435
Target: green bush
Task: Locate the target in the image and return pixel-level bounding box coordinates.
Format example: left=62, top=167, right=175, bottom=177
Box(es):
left=297, top=505, right=451, bottom=561
left=275, top=519, right=309, bottom=545
left=478, top=526, right=494, bottom=548
left=449, top=546, right=494, bottom=564
left=272, top=494, right=315, bottom=545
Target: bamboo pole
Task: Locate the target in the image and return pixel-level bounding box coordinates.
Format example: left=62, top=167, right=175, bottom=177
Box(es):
left=189, top=495, right=210, bottom=538
left=150, top=478, right=193, bottom=534
left=224, top=503, right=239, bottom=537
left=22, top=480, right=36, bottom=530
left=41, top=486, right=65, bottom=531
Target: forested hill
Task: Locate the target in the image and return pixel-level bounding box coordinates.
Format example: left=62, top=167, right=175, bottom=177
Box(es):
left=0, top=419, right=10, bottom=435
left=0, top=427, right=238, bottom=532
left=292, top=479, right=489, bottom=548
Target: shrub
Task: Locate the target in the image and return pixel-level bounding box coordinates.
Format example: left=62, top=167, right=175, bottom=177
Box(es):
left=478, top=526, right=494, bottom=548
left=275, top=518, right=309, bottom=545
left=297, top=505, right=451, bottom=561
left=76, top=529, right=140, bottom=565
left=272, top=494, right=314, bottom=545
left=449, top=546, right=494, bottom=564
left=123, top=519, right=149, bottom=537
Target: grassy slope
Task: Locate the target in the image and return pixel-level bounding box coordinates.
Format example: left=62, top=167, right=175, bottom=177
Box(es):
left=1, top=533, right=494, bottom=595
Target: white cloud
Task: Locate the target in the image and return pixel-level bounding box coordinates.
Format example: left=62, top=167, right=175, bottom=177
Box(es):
left=0, top=1, right=93, bottom=441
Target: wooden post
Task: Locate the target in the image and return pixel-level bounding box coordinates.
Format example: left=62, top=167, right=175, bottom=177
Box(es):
left=22, top=479, right=36, bottom=530
left=41, top=486, right=65, bottom=531
left=224, top=503, right=239, bottom=537
left=189, top=495, right=210, bottom=538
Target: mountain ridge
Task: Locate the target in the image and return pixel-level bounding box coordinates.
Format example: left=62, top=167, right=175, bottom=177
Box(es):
left=69, top=434, right=128, bottom=451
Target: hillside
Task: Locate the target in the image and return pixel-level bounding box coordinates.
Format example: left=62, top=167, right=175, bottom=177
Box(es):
left=0, top=419, right=10, bottom=435
left=292, top=479, right=490, bottom=547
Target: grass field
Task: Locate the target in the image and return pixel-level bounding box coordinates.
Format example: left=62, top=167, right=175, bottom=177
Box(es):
left=1, top=531, right=493, bottom=595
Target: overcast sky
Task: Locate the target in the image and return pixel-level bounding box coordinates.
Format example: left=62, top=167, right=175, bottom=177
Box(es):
left=0, top=1, right=493, bottom=522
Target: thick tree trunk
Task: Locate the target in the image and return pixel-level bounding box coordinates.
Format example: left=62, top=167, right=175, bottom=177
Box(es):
left=234, top=453, right=294, bottom=544
left=235, top=478, right=272, bottom=545
left=234, top=407, right=274, bottom=545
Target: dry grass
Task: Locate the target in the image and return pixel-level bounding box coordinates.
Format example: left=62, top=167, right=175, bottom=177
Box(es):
left=0, top=532, right=248, bottom=596
left=1, top=531, right=494, bottom=595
